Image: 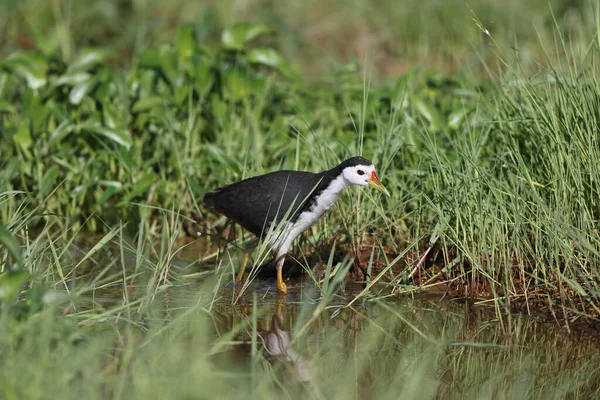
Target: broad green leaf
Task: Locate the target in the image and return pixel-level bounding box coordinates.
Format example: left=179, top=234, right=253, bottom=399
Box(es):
left=176, top=24, right=195, bottom=60
left=119, top=146, right=135, bottom=170
left=221, top=68, right=259, bottom=101
left=1, top=158, right=21, bottom=182
left=48, top=120, right=75, bottom=148
left=98, top=186, right=117, bottom=205
left=247, top=47, right=296, bottom=78
left=205, top=144, right=242, bottom=175
left=191, top=55, right=214, bottom=97
left=69, top=78, right=96, bottom=105
left=122, top=173, right=158, bottom=203
left=0, top=225, right=22, bottom=268
left=55, top=72, right=91, bottom=86
left=173, top=82, right=190, bottom=104
left=159, top=48, right=179, bottom=86
left=94, top=68, right=115, bottom=100
left=448, top=108, right=470, bottom=130
left=1, top=52, right=48, bottom=90
left=1, top=126, right=17, bottom=137
left=14, top=122, right=32, bottom=150
left=0, top=268, right=30, bottom=303
left=66, top=50, right=106, bottom=74
left=415, top=99, right=440, bottom=131
left=39, top=166, right=60, bottom=197
left=94, top=126, right=132, bottom=149
left=210, top=97, right=227, bottom=120
left=71, top=185, right=86, bottom=196
left=102, top=105, right=119, bottom=129
left=82, top=122, right=132, bottom=149
left=98, top=180, right=123, bottom=189
left=221, top=22, right=274, bottom=50
left=138, top=49, right=161, bottom=68
left=0, top=100, right=15, bottom=113
left=21, top=88, right=49, bottom=134
left=132, top=96, right=164, bottom=112
left=98, top=181, right=123, bottom=206
left=188, top=178, right=204, bottom=196
left=47, top=101, right=69, bottom=122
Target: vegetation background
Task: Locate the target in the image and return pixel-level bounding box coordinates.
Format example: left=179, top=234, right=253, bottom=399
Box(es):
left=1, top=0, right=600, bottom=398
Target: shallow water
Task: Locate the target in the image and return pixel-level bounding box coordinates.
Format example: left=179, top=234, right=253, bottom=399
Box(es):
left=84, top=277, right=600, bottom=397
left=67, top=240, right=600, bottom=398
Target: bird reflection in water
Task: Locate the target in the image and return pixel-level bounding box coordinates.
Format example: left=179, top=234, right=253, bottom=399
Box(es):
left=258, top=295, right=311, bottom=383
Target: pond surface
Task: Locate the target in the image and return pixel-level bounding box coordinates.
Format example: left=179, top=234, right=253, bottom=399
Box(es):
left=68, top=240, right=600, bottom=398
left=84, top=277, right=600, bottom=398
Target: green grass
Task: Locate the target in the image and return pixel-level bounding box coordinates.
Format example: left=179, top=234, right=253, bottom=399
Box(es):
left=0, top=0, right=598, bottom=320
left=1, top=215, right=600, bottom=399
left=2, top=0, right=600, bottom=397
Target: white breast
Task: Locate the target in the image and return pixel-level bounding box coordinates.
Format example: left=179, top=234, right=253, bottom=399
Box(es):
left=297, top=173, right=347, bottom=229
left=267, top=174, right=348, bottom=253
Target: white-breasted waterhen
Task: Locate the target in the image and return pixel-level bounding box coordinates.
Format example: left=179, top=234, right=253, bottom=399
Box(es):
left=203, top=156, right=390, bottom=294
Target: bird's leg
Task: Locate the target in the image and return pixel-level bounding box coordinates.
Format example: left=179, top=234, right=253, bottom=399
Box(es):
left=275, top=253, right=288, bottom=294
left=235, top=253, right=250, bottom=284
left=275, top=292, right=286, bottom=314
left=236, top=239, right=258, bottom=284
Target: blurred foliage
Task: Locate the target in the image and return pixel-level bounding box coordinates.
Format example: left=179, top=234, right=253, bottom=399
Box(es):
left=0, top=22, right=479, bottom=232
left=0, top=0, right=595, bottom=78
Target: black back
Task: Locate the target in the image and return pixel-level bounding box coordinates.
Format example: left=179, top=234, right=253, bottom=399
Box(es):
left=203, top=157, right=373, bottom=238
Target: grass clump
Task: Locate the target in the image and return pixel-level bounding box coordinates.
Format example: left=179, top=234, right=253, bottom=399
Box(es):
left=1, top=208, right=600, bottom=399
left=3, top=236, right=600, bottom=399
left=2, top=5, right=600, bottom=321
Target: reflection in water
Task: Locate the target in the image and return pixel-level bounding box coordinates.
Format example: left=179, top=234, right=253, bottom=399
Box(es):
left=259, top=296, right=311, bottom=383
left=202, top=287, right=600, bottom=399
left=68, top=253, right=600, bottom=399
left=47, top=237, right=600, bottom=397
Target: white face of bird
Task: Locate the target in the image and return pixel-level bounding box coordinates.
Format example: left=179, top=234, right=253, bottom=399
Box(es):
left=342, top=165, right=390, bottom=197
left=342, top=164, right=376, bottom=186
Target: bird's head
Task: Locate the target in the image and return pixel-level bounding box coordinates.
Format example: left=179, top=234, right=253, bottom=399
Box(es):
left=340, top=157, right=390, bottom=197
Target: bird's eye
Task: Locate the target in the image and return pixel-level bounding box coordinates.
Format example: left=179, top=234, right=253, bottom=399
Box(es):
left=357, top=170, right=365, bottom=176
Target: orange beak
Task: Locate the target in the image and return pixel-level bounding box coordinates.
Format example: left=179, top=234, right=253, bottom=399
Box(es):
left=368, top=170, right=390, bottom=197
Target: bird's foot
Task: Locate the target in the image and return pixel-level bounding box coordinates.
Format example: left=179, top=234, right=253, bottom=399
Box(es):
left=235, top=271, right=244, bottom=284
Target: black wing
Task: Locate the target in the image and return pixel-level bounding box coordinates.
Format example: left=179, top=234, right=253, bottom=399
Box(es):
left=203, top=170, right=326, bottom=238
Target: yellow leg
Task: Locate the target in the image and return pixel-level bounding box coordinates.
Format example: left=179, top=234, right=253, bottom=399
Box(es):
left=275, top=292, right=285, bottom=314
left=235, top=240, right=257, bottom=284
left=276, top=268, right=288, bottom=294
left=235, top=251, right=251, bottom=283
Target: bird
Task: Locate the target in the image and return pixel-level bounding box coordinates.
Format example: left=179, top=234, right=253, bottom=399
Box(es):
left=260, top=303, right=311, bottom=384
left=203, top=156, right=390, bottom=294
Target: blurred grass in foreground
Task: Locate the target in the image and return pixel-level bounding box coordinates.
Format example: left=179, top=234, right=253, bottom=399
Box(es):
left=0, top=215, right=599, bottom=399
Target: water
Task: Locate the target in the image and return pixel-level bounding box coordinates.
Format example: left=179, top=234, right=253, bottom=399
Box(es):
left=86, top=278, right=597, bottom=398
left=65, top=241, right=600, bottom=398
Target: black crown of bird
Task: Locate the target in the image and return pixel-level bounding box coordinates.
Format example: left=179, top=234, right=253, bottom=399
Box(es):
left=203, top=156, right=390, bottom=294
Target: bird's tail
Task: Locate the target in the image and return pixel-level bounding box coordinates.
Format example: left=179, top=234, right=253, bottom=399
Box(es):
left=202, top=191, right=216, bottom=208
left=203, top=185, right=228, bottom=209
